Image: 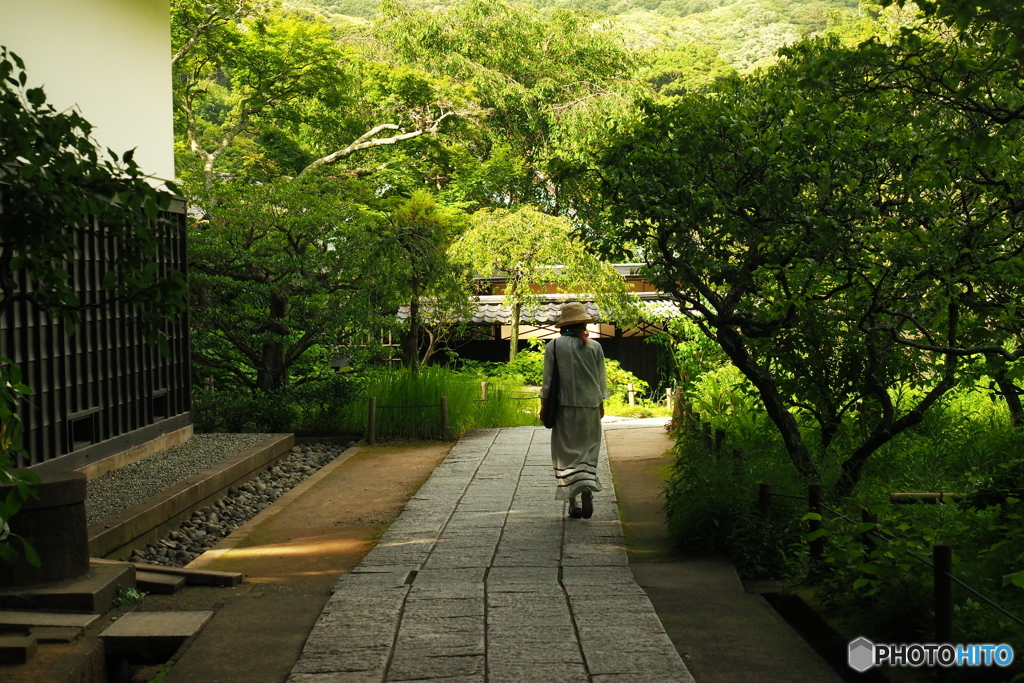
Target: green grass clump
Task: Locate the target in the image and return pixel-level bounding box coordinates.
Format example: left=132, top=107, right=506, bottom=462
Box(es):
left=340, top=366, right=539, bottom=440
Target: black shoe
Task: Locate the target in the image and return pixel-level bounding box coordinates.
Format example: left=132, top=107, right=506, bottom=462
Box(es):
left=581, top=489, right=593, bottom=518
left=569, top=506, right=583, bottom=519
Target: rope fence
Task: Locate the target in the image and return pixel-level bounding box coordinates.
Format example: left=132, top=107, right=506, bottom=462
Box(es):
left=758, top=481, right=1024, bottom=642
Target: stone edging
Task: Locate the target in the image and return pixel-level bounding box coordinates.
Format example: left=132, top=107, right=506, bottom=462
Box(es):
left=87, top=434, right=294, bottom=559
left=186, top=443, right=364, bottom=570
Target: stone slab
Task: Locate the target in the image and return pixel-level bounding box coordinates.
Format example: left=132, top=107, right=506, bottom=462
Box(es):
left=136, top=571, right=186, bottom=594
left=0, top=561, right=133, bottom=613
left=288, top=426, right=693, bottom=683
left=91, top=559, right=243, bottom=587
left=0, top=610, right=100, bottom=628
left=30, top=625, right=84, bottom=643
left=101, top=610, right=213, bottom=664
left=101, top=610, right=213, bottom=639
left=0, top=635, right=37, bottom=664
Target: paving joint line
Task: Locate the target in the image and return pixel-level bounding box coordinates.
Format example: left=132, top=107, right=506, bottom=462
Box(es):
left=482, top=428, right=535, bottom=683
left=380, top=428, right=499, bottom=683
left=557, top=448, right=594, bottom=682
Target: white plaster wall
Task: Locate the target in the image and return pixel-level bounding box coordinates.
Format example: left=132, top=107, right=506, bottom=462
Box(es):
left=0, top=0, right=175, bottom=182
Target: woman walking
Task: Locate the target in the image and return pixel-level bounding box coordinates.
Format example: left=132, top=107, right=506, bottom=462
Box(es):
left=539, top=302, right=608, bottom=519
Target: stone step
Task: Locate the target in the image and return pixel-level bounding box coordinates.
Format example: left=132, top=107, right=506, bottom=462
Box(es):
left=0, top=635, right=37, bottom=665
left=136, top=571, right=186, bottom=595
left=30, top=625, right=84, bottom=643
left=92, top=557, right=243, bottom=586
left=131, top=563, right=242, bottom=587
left=0, top=610, right=100, bottom=629
left=0, top=561, right=133, bottom=613
left=100, top=610, right=213, bottom=664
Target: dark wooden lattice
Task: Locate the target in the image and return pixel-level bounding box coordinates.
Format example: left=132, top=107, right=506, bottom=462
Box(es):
left=1, top=203, right=191, bottom=470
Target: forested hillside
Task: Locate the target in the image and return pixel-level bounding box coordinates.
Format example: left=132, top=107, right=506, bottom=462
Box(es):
left=292, top=0, right=874, bottom=71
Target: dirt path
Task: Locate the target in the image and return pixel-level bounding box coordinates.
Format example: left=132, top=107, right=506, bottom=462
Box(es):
left=605, top=427, right=842, bottom=683
left=604, top=425, right=678, bottom=562
left=137, top=442, right=451, bottom=683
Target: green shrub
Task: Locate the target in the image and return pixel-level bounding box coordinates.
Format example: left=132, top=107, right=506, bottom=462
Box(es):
left=505, top=340, right=545, bottom=385
left=604, top=395, right=671, bottom=418
left=191, top=373, right=356, bottom=435
left=664, top=431, right=807, bottom=579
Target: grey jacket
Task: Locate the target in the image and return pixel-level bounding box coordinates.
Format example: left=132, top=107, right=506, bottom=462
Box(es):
left=539, top=334, right=609, bottom=407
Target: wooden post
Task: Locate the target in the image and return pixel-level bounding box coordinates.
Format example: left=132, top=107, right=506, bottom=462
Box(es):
left=627, top=383, right=635, bottom=407
left=759, top=483, right=772, bottom=523
left=934, top=544, right=953, bottom=643
left=481, top=381, right=488, bottom=402
left=666, top=388, right=673, bottom=410
left=701, top=422, right=712, bottom=450
left=714, top=428, right=726, bottom=453
left=673, top=387, right=684, bottom=420
left=368, top=397, right=377, bottom=446
left=440, top=396, right=450, bottom=440
left=861, top=508, right=878, bottom=557
left=808, top=483, right=824, bottom=561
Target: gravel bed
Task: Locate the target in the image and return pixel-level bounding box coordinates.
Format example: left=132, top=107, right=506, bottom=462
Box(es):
left=131, top=443, right=349, bottom=567
left=85, top=433, right=275, bottom=526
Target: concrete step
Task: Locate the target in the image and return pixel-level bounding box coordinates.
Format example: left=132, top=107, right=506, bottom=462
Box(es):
left=100, top=610, right=213, bottom=664
left=130, top=563, right=242, bottom=587
left=0, top=561, right=133, bottom=613
left=0, top=635, right=37, bottom=665
left=136, top=571, right=185, bottom=595
left=30, top=626, right=85, bottom=643
left=92, top=558, right=243, bottom=587
left=0, top=611, right=100, bottom=629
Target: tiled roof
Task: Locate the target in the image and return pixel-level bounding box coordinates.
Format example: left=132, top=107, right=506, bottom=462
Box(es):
left=397, top=293, right=679, bottom=324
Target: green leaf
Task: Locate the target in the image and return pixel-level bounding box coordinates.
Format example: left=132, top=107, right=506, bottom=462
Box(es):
left=806, top=529, right=828, bottom=542
left=20, top=537, right=40, bottom=567
left=801, top=512, right=822, bottom=522
left=25, top=87, right=45, bottom=106
left=0, top=543, right=18, bottom=563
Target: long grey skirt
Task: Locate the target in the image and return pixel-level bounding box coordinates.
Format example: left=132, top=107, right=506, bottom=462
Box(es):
left=551, top=405, right=603, bottom=501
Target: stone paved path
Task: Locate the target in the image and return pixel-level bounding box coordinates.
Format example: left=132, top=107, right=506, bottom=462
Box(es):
left=287, top=426, right=694, bottom=683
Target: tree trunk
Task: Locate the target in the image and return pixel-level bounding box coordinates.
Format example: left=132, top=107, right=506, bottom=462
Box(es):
left=256, top=292, right=290, bottom=391
left=405, top=277, right=422, bottom=377
left=833, top=354, right=959, bottom=497
left=509, top=300, right=522, bottom=363
left=716, top=325, right=819, bottom=480
left=420, top=326, right=439, bottom=367
left=992, top=360, right=1024, bottom=428
left=256, top=341, right=286, bottom=392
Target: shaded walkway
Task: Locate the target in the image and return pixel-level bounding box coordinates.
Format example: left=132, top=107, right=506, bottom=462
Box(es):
left=287, top=427, right=693, bottom=682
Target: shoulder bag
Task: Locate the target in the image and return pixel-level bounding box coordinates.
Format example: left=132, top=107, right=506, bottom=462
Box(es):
left=542, top=342, right=560, bottom=429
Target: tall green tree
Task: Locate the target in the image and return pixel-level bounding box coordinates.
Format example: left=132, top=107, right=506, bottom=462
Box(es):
left=190, top=177, right=397, bottom=390
left=452, top=206, right=630, bottom=361
left=595, top=37, right=1024, bottom=495
left=173, top=5, right=474, bottom=193
left=373, top=0, right=645, bottom=208
left=379, top=191, right=470, bottom=374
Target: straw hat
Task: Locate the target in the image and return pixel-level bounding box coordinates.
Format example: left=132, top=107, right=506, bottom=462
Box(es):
left=556, top=302, right=594, bottom=327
